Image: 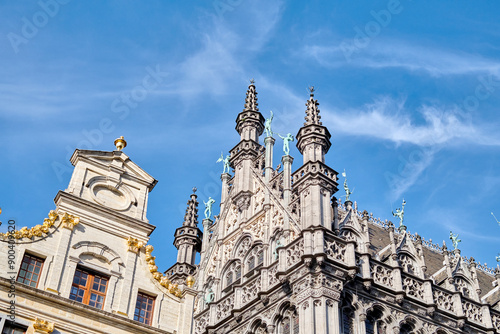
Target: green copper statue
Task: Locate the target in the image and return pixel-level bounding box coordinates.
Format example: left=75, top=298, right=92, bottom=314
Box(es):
left=204, top=288, right=214, bottom=304
left=449, top=231, right=461, bottom=250
left=497, top=254, right=500, bottom=262
left=341, top=169, right=353, bottom=201
left=216, top=152, right=231, bottom=174
left=278, top=133, right=294, bottom=156
left=392, top=199, right=406, bottom=228
left=204, top=197, right=216, bottom=220
left=264, top=110, right=274, bottom=137
left=273, top=239, right=283, bottom=260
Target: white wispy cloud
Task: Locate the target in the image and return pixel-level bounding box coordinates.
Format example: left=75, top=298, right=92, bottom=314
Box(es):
left=302, top=39, right=500, bottom=77
left=320, top=97, right=500, bottom=199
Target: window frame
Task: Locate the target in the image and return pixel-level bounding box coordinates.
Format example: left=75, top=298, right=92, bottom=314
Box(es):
left=134, top=292, right=156, bottom=325
left=69, top=267, right=109, bottom=310
left=16, top=253, right=44, bottom=288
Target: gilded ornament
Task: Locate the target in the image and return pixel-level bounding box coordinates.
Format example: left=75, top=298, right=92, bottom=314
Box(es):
left=114, top=136, right=127, bottom=151
left=186, top=275, right=195, bottom=288
left=33, top=317, right=55, bottom=333
left=126, top=236, right=144, bottom=253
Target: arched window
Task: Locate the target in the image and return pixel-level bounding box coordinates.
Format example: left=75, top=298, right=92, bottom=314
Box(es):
left=223, top=261, right=241, bottom=290
left=340, top=307, right=353, bottom=333
left=398, top=254, right=415, bottom=275
left=280, top=316, right=291, bottom=334
left=400, top=322, right=415, bottom=334
left=365, top=308, right=384, bottom=334
left=248, top=256, right=256, bottom=271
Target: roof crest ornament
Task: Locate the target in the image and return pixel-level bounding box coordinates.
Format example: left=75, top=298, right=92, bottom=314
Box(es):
left=244, top=79, right=258, bottom=112
left=304, top=85, right=322, bottom=126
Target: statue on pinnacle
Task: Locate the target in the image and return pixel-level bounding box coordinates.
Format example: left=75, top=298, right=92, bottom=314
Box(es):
left=392, top=199, right=406, bottom=230
left=341, top=169, right=353, bottom=201
left=264, top=110, right=274, bottom=137
left=278, top=133, right=294, bottom=156
left=216, top=152, right=231, bottom=174
left=204, top=197, right=216, bottom=220
left=449, top=231, right=461, bottom=250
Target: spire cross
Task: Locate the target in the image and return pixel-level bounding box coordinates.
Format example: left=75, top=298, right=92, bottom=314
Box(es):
left=250, top=78, right=255, bottom=85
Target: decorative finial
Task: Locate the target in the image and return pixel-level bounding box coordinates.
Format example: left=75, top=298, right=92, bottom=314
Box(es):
left=449, top=231, right=461, bottom=250
left=244, top=81, right=258, bottom=111
left=341, top=169, right=353, bottom=202
left=186, top=275, right=195, bottom=288
left=114, top=136, right=127, bottom=151
left=192, top=187, right=197, bottom=194
left=304, top=88, right=321, bottom=125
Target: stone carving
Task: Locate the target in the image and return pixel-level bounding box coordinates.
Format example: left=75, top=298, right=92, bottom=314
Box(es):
left=286, top=239, right=304, bottom=267
left=204, top=197, right=216, bottom=220
left=304, top=86, right=322, bottom=126
left=371, top=264, right=394, bottom=287
left=268, top=263, right=279, bottom=287
left=324, top=237, right=346, bottom=263
left=194, top=312, right=209, bottom=334
left=241, top=277, right=261, bottom=305
left=217, top=152, right=231, bottom=174
left=216, top=294, right=235, bottom=321
left=402, top=276, right=424, bottom=300
left=462, top=300, right=483, bottom=323
left=433, top=289, right=454, bottom=312
left=492, top=314, right=500, bottom=332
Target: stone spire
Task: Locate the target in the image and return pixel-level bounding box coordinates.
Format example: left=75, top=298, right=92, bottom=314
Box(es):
left=244, top=79, right=259, bottom=112
left=183, top=187, right=199, bottom=228
left=168, top=188, right=202, bottom=284
left=304, top=87, right=322, bottom=126
left=295, top=87, right=332, bottom=164
left=234, top=80, right=265, bottom=143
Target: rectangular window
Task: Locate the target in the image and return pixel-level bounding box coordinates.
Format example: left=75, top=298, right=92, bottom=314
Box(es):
left=134, top=292, right=155, bottom=325
left=2, top=323, right=28, bottom=334
left=17, top=254, right=44, bottom=288
left=69, top=267, right=108, bottom=309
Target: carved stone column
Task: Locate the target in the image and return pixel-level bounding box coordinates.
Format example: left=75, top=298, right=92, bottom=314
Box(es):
left=264, top=137, right=275, bottom=184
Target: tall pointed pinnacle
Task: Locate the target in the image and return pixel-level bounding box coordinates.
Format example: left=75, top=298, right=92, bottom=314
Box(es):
left=295, top=86, right=332, bottom=164
left=304, top=86, right=322, bottom=126
left=183, top=187, right=199, bottom=227
left=234, top=79, right=265, bottom=142
left=244, top=78, right=259, bottom=112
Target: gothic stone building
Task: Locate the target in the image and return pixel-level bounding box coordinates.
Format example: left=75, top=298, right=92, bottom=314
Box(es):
left=191, top=83, right=500, bottom=334
left=1, top=83, right=500, bottom=334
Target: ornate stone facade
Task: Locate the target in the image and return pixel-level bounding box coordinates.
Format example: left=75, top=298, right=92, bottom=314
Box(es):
left=0, top=147, right=196, bottom=333
left=193, top=83, right=500, bottom=334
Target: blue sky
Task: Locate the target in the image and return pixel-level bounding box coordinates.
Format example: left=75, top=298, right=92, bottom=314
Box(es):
left=1, top=1, right=500, bottom=272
